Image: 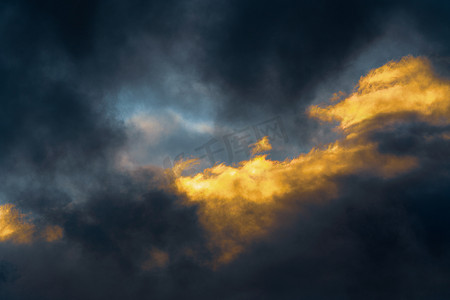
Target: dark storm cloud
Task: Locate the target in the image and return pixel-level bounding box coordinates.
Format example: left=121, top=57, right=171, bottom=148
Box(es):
left=190, top=0, right=450, bottom=121
left=196, top=0, right=393, bottom=117
left=0, top=0, right=450, bottom=300
left=202, top=130, right=450, bottom=300
left=3, top=158, right=450, bottom=300
left=0, top=3, right=123, bottom=172
left=0, top=171, right=213, bottom=300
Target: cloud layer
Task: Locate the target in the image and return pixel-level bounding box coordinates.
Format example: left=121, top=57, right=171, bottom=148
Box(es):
left=173, top=56, right=450, bottom=266
left=0, top=1, right=450, bottom=299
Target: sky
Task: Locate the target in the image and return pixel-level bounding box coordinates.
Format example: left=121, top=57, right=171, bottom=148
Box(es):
left=0, top=0, right=450, bottom=299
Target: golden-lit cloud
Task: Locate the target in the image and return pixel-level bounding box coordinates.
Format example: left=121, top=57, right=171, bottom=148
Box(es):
left=309, top=56, right=450, bottom=134
left=172, top=56, right=450, bottom=266
left=0, top=203, right=63, bottom=244
left=0, top=204, right=35, bottom=244
left=250, top=136, right=272, bottom=155
left=141, top=247, right=170, bottom=271
left=43, top=225, right=64, bottom=242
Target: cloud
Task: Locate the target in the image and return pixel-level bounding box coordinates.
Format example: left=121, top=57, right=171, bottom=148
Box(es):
left=309, top=56, right=450, bottom=132
left=0, top=204, right=62, bottom=244
left=0, top=204, right=34, bottom=244
left=173, top=56, right=450, bottom=265
left=0, top=0, right=450, bottom=299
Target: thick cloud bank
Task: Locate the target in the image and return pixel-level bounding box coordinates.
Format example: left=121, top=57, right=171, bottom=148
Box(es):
left=0, top=1, right=450, bottom=299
